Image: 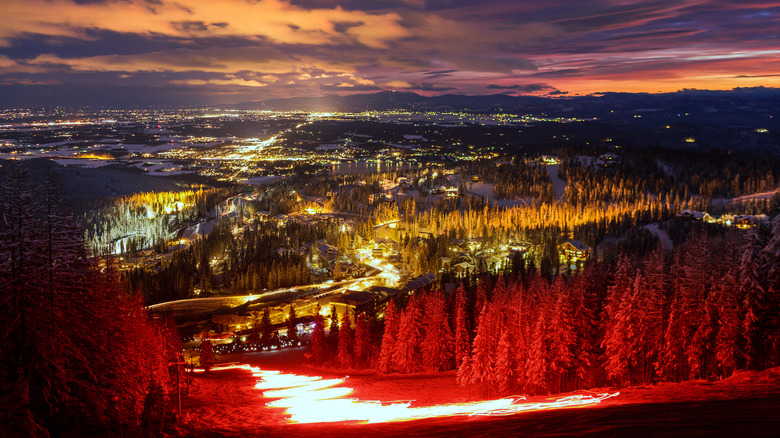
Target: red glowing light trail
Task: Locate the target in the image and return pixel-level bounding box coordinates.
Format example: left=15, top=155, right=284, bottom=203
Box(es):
left=200, top=363, right=619, bottom=424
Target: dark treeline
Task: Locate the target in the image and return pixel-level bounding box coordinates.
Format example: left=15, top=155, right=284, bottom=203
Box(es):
left=0, top=165, right=181, bottom=436
left=557, top=146, right=778, bottom=208
left=126, top=218, right=325, bottom=304
left=475, top=159, right=555, bottom=202
left=373, top=221, right=779, bottom=397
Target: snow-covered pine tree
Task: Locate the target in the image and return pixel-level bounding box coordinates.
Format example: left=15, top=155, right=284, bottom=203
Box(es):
left=199, top=334, right=216, bottom=372
left=474, top=279, right=489, bottom=320
left=457, top=354, right=473, bottom=388
left=740, top=227, right=767, bottom=369
left=353, top=312, right=370, bottom=368
left=378, top=299, right=398, bottom=373
left=602, top=254, right=635, bottom=385
left=679, top=230, right=711, bottom=379
left=761, top=216, right=780, bottom=366
left=526, top=289, right=553, bottom=394
left=454, top=284, right=470, bottom=368
left=393, top=295, right=423, bottom=373
left=329, top=304, right=340, bottom=338
left=569, top=265, right=602, bottom=389
left=659, top=246, right=691, bottom=382
left=639, top=244, right=665, bottom=382
left=469, top=297, right=503, bottom=395
left=494, top=327, right=514, bottom=395
left=421, top=290, right=454, bottom=372
left=659, top=289, right=685, bottom=382
left=286, top=304, right=298, bottom=345
left=310, top=305, right=327, bottom=365
left=338, top=312, right=354, bottom=369
left=549, top=277, right=577, bottom=392
left=715, top=271, right=740, bottom=376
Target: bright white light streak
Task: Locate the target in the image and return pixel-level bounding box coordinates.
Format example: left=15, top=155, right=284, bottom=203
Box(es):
left=249, top=368, right=619, bottom=424
left=262, top=378, right=345, bottom=397
left=202, top=365, right=619, bottom=424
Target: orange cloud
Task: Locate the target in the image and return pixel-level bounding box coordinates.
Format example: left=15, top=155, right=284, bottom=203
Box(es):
left=0, top=0, right=408, bottom=48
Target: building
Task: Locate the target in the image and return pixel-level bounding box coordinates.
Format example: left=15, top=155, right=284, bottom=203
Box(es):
left=676, top=209, right=713, bottom=222
left=558, top=239, right=590, bottom=264
left=405, top=272, right=437, bottom=292
left=314, top=243, right=339, bottom=264
left=732, top=215, right=768, bottom=229
left=330, top=290, right=383, bottom=318
left=596, top=153, right=621, bottom=168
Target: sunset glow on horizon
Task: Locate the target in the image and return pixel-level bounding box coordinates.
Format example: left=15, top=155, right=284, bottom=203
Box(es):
left=0, top=0, right=778, bottom=106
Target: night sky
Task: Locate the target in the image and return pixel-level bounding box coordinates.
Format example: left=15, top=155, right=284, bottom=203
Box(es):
left=1, top=0, right=779, bottom=106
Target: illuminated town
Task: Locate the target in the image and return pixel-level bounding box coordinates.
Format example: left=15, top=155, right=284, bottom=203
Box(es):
left=2, top=0, right=780, bottom=437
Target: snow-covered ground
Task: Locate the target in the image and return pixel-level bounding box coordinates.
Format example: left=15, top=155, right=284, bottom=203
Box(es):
left=731, top=189, right=780, bottom=202
left=644, top=223, right=674, bottom=251
left=176, top=349, right=780, bottom=437
left=656, top=159, right=674, bottom=177
left=544, top=164, right=567, bottom=201
left=467, top=182, right=496, bottom=201
left=243, top=175, right=286, bottom=185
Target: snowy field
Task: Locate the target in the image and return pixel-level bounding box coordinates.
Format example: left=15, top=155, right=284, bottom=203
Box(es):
left=544, top=164, right=567, bottom=201
left=176, top=348, right=780, bottom=437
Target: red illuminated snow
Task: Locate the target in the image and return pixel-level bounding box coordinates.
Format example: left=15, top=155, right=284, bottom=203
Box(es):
left=177, top=349, right=780, bottom=437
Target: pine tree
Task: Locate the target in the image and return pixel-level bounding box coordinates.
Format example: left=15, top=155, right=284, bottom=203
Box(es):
left=679, top=231, right=711, bottom=379
left=469, top=301, right=499, bottom=394
left=602, top=255, right=635, bottom=385
left=639, top=245, right=665, bottom=382
left=714, top=271, right=740, bottom=376
left=494, top=329, right=514, bottom=395
left=740, top=228, right=767, bottom=369
left=762, top=216, right=780, bottom=366
left=549, top=279, right=578, bottom=392
left=527, top=292, right=552, bottom=394
left=260, top=307, right=272, bottom=347
left=394, top=295, right=423, bottom=373
left=457, top=354, right=473, bottom=387
left=286, top=304, right=298, bottom=345
left=353, top=312, right=370, bottom=368
left=454, top=284, right=470, bottom=368
left=309, top=305, right=327, bottom=365
left=199, top=334, right=216, bottom=372
left=421, top=290, right=454, bottom=372
left=659, top=290, right=685, bottom=382
left=329, top=304, right=340, bottom=338
left=337, top=312, right=354, bottom=369
left=378, top=300, right=398, bottom=373
left=474, top=279, right=489, bottom=319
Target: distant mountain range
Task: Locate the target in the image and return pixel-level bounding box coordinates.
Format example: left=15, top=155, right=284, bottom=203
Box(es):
left=233, top=88, right=780, bottom=128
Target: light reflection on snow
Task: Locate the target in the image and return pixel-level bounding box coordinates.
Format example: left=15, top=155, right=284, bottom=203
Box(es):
left=202, top=363, right=619, bottom=424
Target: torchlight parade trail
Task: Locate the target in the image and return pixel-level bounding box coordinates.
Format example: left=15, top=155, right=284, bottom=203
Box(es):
left=201, top=364, right=619, bottom=424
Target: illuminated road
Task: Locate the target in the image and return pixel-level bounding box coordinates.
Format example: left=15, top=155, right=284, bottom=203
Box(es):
left=147, top=269, right=387, bottom=315
left=148, top=281, right=351, bottom=314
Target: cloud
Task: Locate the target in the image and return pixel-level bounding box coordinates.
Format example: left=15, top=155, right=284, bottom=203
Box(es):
left=3, top=0, right=780, bottom=103
left=384, top=80, right=455, bottom=91
left=320, top=83, right=381, bottom=91
left=0, top=0, right=409, bottom=48
left=487, top=83, right=557, bottom=92
left=169, top=78, right=270, bottom=87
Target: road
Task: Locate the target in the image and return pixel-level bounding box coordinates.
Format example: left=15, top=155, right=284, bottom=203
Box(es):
left=148, top=267, right=386, bottom=315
